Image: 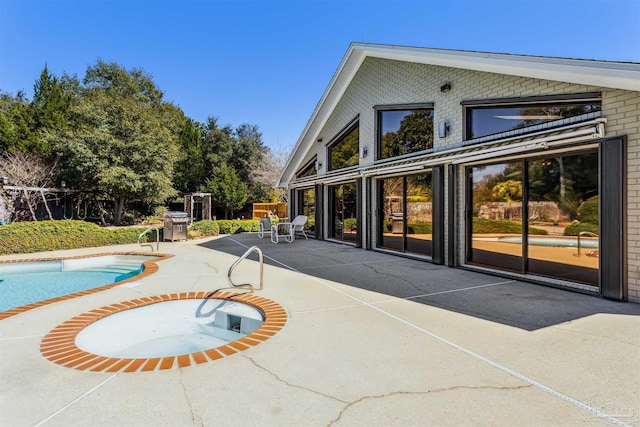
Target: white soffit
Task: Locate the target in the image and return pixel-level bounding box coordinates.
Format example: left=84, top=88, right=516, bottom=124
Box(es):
left=277, top=43, right=640, bottom=187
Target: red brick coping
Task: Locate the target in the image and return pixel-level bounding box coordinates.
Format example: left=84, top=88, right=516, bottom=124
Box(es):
left=0, top=252, right=173, bottom=320
left=40, top=292, right=286, bottom=372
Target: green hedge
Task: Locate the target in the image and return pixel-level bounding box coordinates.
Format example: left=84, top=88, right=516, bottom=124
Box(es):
left=563, top=196, right=599, bottom=236
left=188, top=219, right=220, bottom=237
left=473, top=218, right=547, bottom=235
left=190, top=219, right=271, bottom=236
left=0, top=220, right=153, bottom=255
left=564, top=222, right=599, bottom=236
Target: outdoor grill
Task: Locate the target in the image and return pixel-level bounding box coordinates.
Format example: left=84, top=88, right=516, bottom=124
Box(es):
left=163, top=211, right=189, bottom=241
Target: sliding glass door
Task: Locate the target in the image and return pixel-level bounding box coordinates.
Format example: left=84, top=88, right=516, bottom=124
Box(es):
left=467, top=151, right=599, bottom=286
left=378, top=172, right=433, bottom=257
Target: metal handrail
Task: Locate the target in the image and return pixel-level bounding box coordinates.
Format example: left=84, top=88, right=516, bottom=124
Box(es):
left=575, top=231, right=598, bottom=257
left=137, top=226, right=160, bottom=252
left=227, top=246, right=264, bottom=293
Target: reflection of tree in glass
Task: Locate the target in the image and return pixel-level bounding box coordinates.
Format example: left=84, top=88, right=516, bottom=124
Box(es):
left=330, top=127, right=359, bottom=170
left=528, top=153, right=597, bottom=219
left=407, top=174, right=432, bottom=202
left=382, top=111, right=433, bottom=158
left=382, top=177, right=403, bottom=219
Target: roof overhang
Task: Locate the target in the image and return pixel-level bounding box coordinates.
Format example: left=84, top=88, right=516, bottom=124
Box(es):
left=277, top=43, right=640, bottom=187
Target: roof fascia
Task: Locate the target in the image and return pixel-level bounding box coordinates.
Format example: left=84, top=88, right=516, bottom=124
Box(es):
left=362, top=44, right=640, bottom=91
left=277, top=44, right=366, bottom=187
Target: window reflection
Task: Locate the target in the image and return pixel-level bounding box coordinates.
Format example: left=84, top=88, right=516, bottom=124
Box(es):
left=406, top=174, right=433, bottom=256
left=300, top=188, right=315, bottom=233
left=379, top=109, right=434, bottom=159
left=470, top=162, right=524, bottom=271
left=329, top=125, right=359, bottom=171
left=378, top=173, right=433, bottom=256
left=527, top=153, right=598, bottom=284
left=467, top=102, right=601, bottom=139
left=330, top=183, right=357, bottom=242
left=468, top=152, right=599, bottom=285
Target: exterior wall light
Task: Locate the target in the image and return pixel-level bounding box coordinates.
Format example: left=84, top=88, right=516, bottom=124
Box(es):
left=361, top=146, right=368, bottom=158
left=439, top=121, right=450, bottom=138
left=315, top=160, right=322, bottom=170
left=440, top=83, right=451, bottom=93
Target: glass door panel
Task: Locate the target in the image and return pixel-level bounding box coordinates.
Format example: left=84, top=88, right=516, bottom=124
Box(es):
left=527, top=152, right=599, bottom=285
left=300, top=188, right=315, bottom=234
left=406, top=173, right=433, bottom=256
left=330, top=183, right=358, bottom=243
left=469, top=162, right=524, bottom=272
left=342, top=183, right=358, bottom=243
left=380, top=177, right=404, bottom=251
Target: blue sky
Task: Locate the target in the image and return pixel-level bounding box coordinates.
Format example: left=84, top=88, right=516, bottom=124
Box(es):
left=1, top=0, right=639, bottom=150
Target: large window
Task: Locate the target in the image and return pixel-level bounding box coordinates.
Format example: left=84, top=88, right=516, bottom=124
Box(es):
left=296, top=158, right=317, bottom=178
left=378, top=173, right=433, bottom=256
left=465, top=95, right=601, bottom=140
left=467, top=151, right=599, bottom=286
left=328, top=122, right=359, bottom=171
left=377, top=107, right=434, bottom=160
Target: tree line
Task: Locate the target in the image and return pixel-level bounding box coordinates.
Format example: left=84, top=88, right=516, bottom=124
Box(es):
left=0, top=61, right=287, bottom=224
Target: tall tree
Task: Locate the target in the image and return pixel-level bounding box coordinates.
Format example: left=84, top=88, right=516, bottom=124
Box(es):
left=51, top=61, right=179, bottom=224
left=173, top=117, right=204, bottom=193
left=231, top=123, right=269, bottom=204
left=0, top=91, right=37, bottom=154
left=31, top=66, right=79, bottom=159
left=207, top=163, right=248, bottom=219
left=201, top=117, right=235, bottom=175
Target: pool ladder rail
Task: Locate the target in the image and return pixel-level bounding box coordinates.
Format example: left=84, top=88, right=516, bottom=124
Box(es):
left=574, top=231, right=598, bottom=257
left=226, top=246, right=264, bottom=293
left=137, top=226, right=160, bottom=252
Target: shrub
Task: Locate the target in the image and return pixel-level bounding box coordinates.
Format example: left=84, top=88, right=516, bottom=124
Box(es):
left=472, top=218, right=547, bottom=235
left=188, top=219, right=220, bottom=237
left=564, top=222, right=599, bottom=236
left=211, top=219, right=260, bottom=235
left=0, top=220, right=151, bottom=255
left=408, top=223, right=433, bottom=234
left=577, top=196, right=598, bottom=224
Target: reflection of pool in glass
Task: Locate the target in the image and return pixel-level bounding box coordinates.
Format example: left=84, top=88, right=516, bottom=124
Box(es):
left=498, top=236, right=598, bottom=248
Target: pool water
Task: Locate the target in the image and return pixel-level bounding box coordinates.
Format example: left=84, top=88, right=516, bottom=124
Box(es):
left=0, top=255, right=153, bottom=312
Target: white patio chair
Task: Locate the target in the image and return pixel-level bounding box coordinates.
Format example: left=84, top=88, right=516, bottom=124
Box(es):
left=258, top=217, right=275, bottom=239
left=271, top=215, right=308, bottom=243
left=290, top=215, right=308, bottom=240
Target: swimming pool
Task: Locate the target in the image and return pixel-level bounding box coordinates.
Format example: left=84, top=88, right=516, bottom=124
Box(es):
left=0, top=255, right=156, bottom=312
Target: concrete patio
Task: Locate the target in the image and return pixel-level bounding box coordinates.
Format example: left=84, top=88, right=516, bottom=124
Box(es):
left=1, top=234, right=638, bottom=426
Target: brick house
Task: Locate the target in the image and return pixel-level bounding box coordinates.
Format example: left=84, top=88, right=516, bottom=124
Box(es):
left=277, top=43, right=640, bottom=302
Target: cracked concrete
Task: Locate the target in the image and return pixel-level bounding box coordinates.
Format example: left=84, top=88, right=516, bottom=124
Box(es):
left=328, top=384, right=535, bottom=426
left=1, top=236, right=638, bottom=426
